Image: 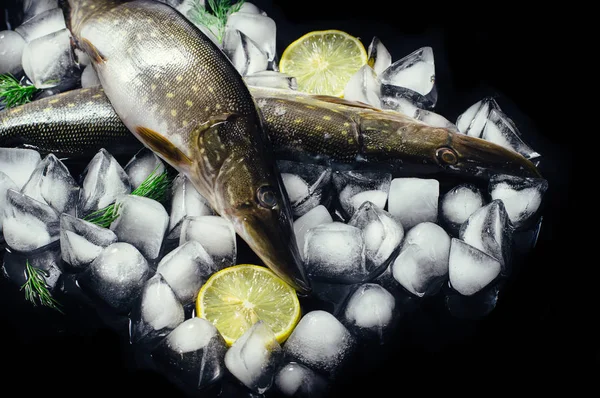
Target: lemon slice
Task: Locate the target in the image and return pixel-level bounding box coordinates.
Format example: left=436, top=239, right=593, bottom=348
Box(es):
left=279, top=29, right=368, bottom=97
left=196, top=264, right=301, bottom=346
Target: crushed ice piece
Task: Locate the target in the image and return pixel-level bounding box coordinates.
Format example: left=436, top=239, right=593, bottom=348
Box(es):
left=440, top=183, right=485, bottom=234
left=489, top=174, right=548, bottom=230
left=14, top=8, right=66, bottom=43
left=387, top=177, right=439, bottom=230
left=283, top=310, right=355, bottom=377
left=274, top=362, right=329, bottom=398
left=80, top=64, right=100, bottom=88
left=367, top=36, right=392, bottom=75
left=0, top=148, right=41, bottom=189
left=156, top=240, right=216, bottom=305
left=2, top=188, right=60, bottom=252
left=224, top=321, right=284, bottom=394
left=449, top=238, right=502, bottom=296
left=304, top=222, right=367, bottom=283
left=21, top=153, right=80, bottom=215
left=123, top=147, right=166, bottom=190
left=179, top=215, right=236, bottom=269
left=343, top=65, right=381, bottom=108
left=224, top=11, right=277, bottom=61
left=293, top=205, right=333, bottom=261
left=244, top=71, right=298, bottom=90
left=60, top=213, right=117, bottom=268
left=168, top=174, right=214, bottom=239
left=277, top=160, right=333, bottom=217
left=481, top=108, right=541, bottom=160
left=392, top=221, right=451, bottom=297
left=333, top=170, right=392, bottom=219
left=0, top=30, right=26, bottom=75
left=0, top=172, right=18, bottom=235
left=226, top=29, right=269, bottom=76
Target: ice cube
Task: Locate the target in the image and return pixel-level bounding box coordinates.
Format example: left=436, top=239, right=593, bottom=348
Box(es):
left=2, top=189, right=60, bottom=252
left=0, top=30, right=26, bottom=75
left=456, top=97, right=500, bottom=138
left=74, top=48, right=90, bottom=66
left=391, top=222, right=451, bottom=297
left=179, top=215, right=236, bottom=268
left=224, top=12, right=277, bottom=61
left=151, top=317, right=228, bottom=391
left=21, top=28, right=77, bottom=89
left=293, top=205, right=333, bottom=261
left=278, top=160, right=333, bottom=218
left=379, top=96, right=458, bottom=131
left=2, top=242, right=62, bottom=291
left=489, top=174, right=548, bottom=230
left=343, top=65, right=381, bottom=108
left=417, top=109, right=460, bottom=132
left=77, top=242, right=151, bottom=313
left=109, top=195, right=169, bottom=262
left=225, top=321, right=284, bottom=394
left=0, top=172, right=18, bottom=236
left=367, top=36, right=392, bottom=75
left=348, top=201, right=404, bottom=272
left=448, top=238, right=502, bottom=296
left=333, top=170, right=392, bottom=219
left=459, top=199, right=513, bottom=268
left=274, top=362, right=329, bottom=398
left=80, top=64, right=100, bottom=88
left=387, top=177, right=439, bottom=230
left=156, top=240, right=216, bottom=305
left=339, top=283, right=396, bottom=342
left=244, top=70, right=298, bottom=90
left=481, top=109, right=541, bottom=161
left=130, top=274, right=185, bottom=345
left=14, top=7, right=66, bottom=43
left=123, top=147, right=166, bottom=190
left=22, top=0, right=58, bottom=22
left=379, top=47, right=437, bottom=108
left=440, top=184, right=485, bottom=235
left=283, top=310, right=355, bottom=377
left=60, top=213, right=118, bottom=268
left=304, top=222, right=367, bottom=283
left=78, top=148, right=132, bottom=216
left=225, top=29, right=269, bottom=76
left=167, top=174, right=214, bottom=239
left=0, top=147, right=41, bottom=189
left=21, top=154, right=80, bottom=215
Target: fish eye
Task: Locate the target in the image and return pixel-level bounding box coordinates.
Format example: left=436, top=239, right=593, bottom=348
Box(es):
left=436, top=147, right=458, bottom=165
left=257, top=185, right=278, bottom=209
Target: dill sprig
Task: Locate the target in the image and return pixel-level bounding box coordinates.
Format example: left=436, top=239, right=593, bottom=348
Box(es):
left=84, top=168, right=172, bottom=228
left=0, top=73, right=40, bottom=109
left=21, top=260, right=64, bottom=314
left=188, top=0, right=245, bottom=43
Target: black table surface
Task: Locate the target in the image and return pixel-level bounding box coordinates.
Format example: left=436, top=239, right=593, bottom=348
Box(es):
left=0, top=0, right=585, bottom=395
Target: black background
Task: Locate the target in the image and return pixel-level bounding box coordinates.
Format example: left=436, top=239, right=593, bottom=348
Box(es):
left=0, top=0, right=585, bottom=396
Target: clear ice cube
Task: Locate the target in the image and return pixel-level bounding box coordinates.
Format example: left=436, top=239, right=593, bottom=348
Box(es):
left=459, top=199, right=513, bottom=268
left=60, top=213, right=117, bottom=268
left=277, top=160, right=333, bottom=218
left=223, top=11, right=277, bottom=61
left=156, top=240, right=216, bottom=305
left=448, top=238, right=502, bottom=296
left=14, top=7, right=65, bottom=43
left=80, top=64, right=100, bottom=88
left=179, top=215, right=236, bottom=269
left=333, top=170, right=392, bottom=219
left=348, top=201, right=404, bottom=272
left=21, top=153, right=80, bottom=215
left=283, top=310, right=355, bottom=377
left=168, top=174, right=214, bottom=239
left=109, top=195, right=169, bottom=262
left=343, top=65, right=382, bottom=108
left=151, top=317, right=228, bottom=391
left=440, top=183, right=485, bottom=235
left=274, top=362, right=329, bottom=398
left=78, top=148, right=132, bottom=216
left=2, top=242, right=62, bottom=291
left=244, top=70, right=298, bottom=90
left=304, top=222, right=367, bottom=283
left=224, top=321, right=284, bottom=394
left=123, top=147, right=166, bottom=190
left=0, top=171, right=18, bottom=236
left=489, top=174, right=548, bottom=230
left=391, top=221, right=451, bottom=297
left=0, top=147, right=41, bottom=189
left=2, top=188, right=60, bottom=252
left=22, top=0, right=58, bottom=22
left=293, top=205, right=333, bottom=261
left=77, top=242, right=151, bottom=313
left=456, top=97, right=500, bottom=137
left=367, top=36, right=392, bottom=75
left=379, top=96, right=458, bottom=131
left=130, top=274, right=185, bottom=345
left=226, top=29, right=269, bottom=76
left=0, top=30, right=26, bottom=75
left=481, top=109, right=541, bottom=161
left=387, top=177, right=439, bottom=230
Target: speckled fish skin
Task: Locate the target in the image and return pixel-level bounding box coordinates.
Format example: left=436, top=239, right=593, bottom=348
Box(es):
left=63, top=0, right=310, bottom=294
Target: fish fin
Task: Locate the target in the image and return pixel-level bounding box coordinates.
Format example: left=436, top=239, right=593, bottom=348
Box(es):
left=310, top=95, right=382, bottom=111
left=135, top=126, right=192, bottom=168
left=80, top=37, right=107, bottom=64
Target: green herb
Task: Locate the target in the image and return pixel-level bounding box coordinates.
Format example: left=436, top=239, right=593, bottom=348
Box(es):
left=21, top=260, right=63, bottom=314
left=188, top=0, right=245, bottom=43
left=0, top=73, right=40, bottom=109
left=84, top=167, right=172, bottom=228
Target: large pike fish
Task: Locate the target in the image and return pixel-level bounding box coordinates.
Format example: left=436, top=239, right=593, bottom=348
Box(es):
left=1, top=85, right=541, bottom=178
left=60, top=0, right=312, bottom=293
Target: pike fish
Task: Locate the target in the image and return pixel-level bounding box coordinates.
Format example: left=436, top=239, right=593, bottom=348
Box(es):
left=61, top=0, right=311, bottom=293
left=1, top=85, right=541, bottom=178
